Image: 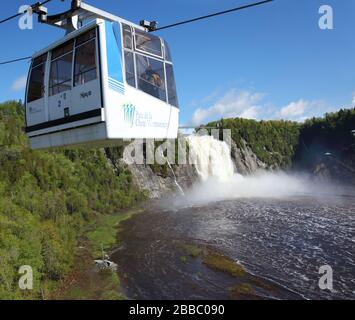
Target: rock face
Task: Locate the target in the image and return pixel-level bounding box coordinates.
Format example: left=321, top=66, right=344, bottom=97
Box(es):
left=103, top=137, right=270, bottom=199
left=127, top=163, right=199, bottom=199
left=230, top=139, right=268, bottom=175
left=103, top=143, right=200, bottom=199
left=310, top=154, right=355, bottom=185
left=117, top=137, right=267, bottom=199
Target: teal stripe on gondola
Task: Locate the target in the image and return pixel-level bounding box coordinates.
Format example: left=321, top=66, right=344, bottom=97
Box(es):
left=105, top=21, right=124, bottom=88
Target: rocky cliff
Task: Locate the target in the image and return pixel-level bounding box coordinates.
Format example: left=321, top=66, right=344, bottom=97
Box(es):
left=104, top=136, right=267, bottom=199
left=293, top=108, right=355, bottom=185
left=230, top=139, right=268, bottom=175
left=306, top=152, right=355, bottom=185
left=127, top=162, right=199, bottom=199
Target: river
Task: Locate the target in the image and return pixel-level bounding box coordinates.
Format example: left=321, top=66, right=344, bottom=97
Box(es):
left=112, top=135, right=355, bottom=300
left=112, top=194, right=354, bottom=300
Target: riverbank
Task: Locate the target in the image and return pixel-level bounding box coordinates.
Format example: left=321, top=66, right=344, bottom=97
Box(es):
left=50, top=208, right=143, bottom=300
left=52, top=203, right=299, bottom=300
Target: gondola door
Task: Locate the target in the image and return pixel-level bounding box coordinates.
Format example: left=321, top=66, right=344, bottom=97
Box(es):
left=48, top=40, right=74, bottom=121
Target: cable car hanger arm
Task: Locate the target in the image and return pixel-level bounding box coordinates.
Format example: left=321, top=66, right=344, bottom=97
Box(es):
left=35, top=0, right=148, bottom=33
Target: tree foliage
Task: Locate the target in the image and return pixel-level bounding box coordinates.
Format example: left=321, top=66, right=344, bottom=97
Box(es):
left=207, top=118, right=301, bottom=168
left=294, top=108, right=355, bottom=169
left=207, top=107, right=355, bottom=170
left=0, top=101, right=145, bottom=299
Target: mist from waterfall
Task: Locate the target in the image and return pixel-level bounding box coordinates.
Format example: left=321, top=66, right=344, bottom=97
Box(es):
left=176, top=135, right=339, bottom=206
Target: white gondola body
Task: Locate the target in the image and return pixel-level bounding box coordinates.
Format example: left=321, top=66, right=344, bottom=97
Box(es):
left=25, top=19, right=179, bottom=149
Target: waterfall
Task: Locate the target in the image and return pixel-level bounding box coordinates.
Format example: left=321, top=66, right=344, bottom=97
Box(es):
left=166, top=159, right=185, bottom=196
left=165, top=134, right=324, bottom=208
left=175, top=136, right=311, bottom=205
left=171, top=135, right=325, bottom=206
left=187, top=135, right=235, bottom=182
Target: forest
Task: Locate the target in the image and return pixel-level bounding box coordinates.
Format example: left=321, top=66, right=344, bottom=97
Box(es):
left=0, top=100, right=145, bottom=299
left=207, top=117, right=301, bottom=168
left=294, top=108, right=355, bottom=171
left=207, top=107, right=355, bottom=171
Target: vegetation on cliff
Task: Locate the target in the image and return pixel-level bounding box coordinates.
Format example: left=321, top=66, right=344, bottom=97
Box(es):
left=0, top=101, right=145, bottom=299
left=207, top=118, right=301, bottom=168
left=294, top=108, right=355, bottom=171
left=207, top=107, right=355, bottom=172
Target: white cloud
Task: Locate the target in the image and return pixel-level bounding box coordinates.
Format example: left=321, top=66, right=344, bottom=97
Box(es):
left=190, top=89, right=263, bottom=125
left=278, top=99, right=308, bottom=118
left=189, top=87, right=341, bottom=125
left=11, top=75, right=27, bottom=91
left=240, top=106, right=259, bottom=119
left=352, top=92, right=355, bottom=106
left=276, top=99, right=331, bottom=122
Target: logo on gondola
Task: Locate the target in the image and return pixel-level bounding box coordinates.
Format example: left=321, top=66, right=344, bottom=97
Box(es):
left=123, top=103, right=136, bottom=127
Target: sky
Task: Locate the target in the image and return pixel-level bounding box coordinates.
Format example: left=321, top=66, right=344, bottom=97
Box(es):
left=0, top=0, right=354, bottom=126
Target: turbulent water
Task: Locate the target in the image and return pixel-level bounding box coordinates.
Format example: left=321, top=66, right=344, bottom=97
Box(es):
left=114, top=196, right=355, bottom=300
left=186, top=135, right=234, bottom=182
left=113, top=136, right=355, bottom=300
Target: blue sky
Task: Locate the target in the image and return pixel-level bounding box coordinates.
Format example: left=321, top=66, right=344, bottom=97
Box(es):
left=0, top=0, right=354, bottom=125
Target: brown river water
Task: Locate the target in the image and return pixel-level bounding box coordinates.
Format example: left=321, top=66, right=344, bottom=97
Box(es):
left=111, top=194, right=355, bottom=300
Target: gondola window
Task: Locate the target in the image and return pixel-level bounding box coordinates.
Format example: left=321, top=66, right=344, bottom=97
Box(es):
left=124, top=51, right=135, bottom=87
left=49, top=41, right=74, bottom=96
left=27, top=54, right=47, bottom=103
left=74, top=34, right=97, bottom=86
left=166, top=64, right=179, bottom=108
left=136, top=54, right=166, bottom=102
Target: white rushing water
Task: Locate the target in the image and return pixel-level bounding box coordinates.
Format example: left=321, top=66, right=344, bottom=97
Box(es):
left=166, top=159, right=185, bottom=196
left=181, top=135, right=335, bottom=205
left=187, top=135, right=235, bottom=182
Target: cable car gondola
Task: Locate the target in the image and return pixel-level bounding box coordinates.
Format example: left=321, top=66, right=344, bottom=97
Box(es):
left=25, top=1, right=179, bottom=150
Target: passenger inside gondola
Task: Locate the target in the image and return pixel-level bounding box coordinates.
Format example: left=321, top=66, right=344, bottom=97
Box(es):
left=137, top=56, right=165, bottom=101
left=140, top=65, right=163, bottom=97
